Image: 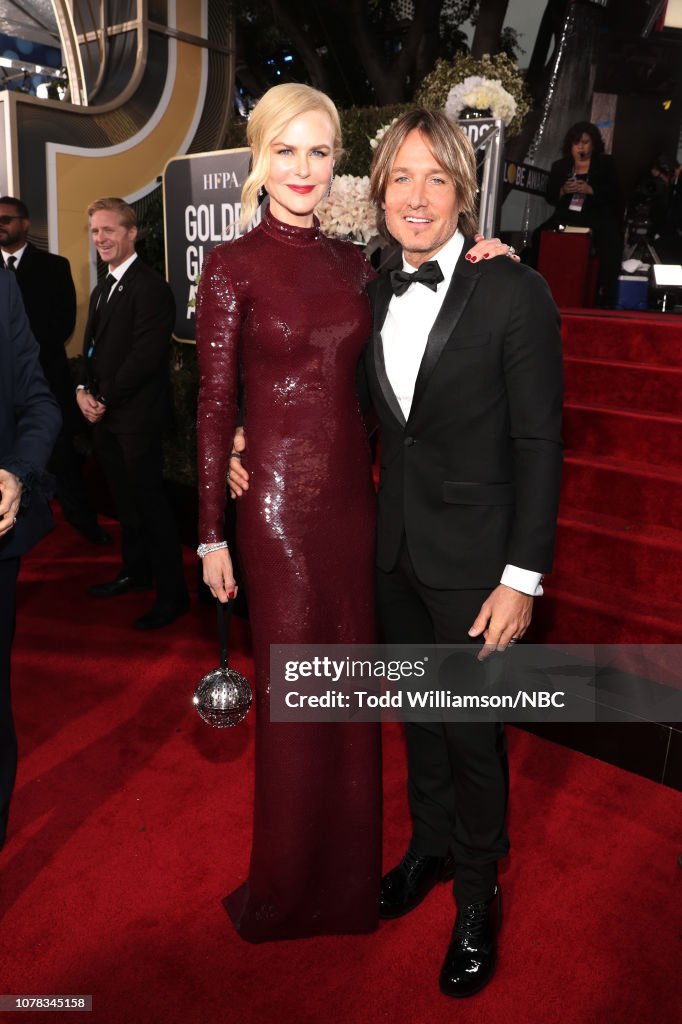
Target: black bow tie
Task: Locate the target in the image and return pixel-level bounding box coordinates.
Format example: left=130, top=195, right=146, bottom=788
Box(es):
left=390, top=260, right=444, bottom=297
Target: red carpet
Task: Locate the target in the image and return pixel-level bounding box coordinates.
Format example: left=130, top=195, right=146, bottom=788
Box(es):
left=538, top=309, right=682, bottom=643
left=1, top=513, right=681, bottom=1023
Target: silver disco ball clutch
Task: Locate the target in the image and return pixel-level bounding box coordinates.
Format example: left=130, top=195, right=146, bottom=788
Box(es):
left=193, top=598, right=252, bottom=727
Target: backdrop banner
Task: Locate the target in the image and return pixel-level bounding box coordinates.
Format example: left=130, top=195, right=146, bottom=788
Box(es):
left=163, top=148, right=261, bottom=343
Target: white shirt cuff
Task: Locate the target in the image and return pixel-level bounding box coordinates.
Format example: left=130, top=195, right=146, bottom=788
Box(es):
left=501, top=565, right=544, bottom=597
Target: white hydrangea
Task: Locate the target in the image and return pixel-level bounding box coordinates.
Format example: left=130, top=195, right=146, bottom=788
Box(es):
left=370, top=117, right=399, bottom=151
left=315, top=175, right=377, bottom=244
left=444, top=76, right=517, bottom=127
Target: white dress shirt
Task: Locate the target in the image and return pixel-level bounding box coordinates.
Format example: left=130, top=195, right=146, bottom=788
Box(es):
left=2, top=243, right=27, bottom=269
left=381, top=231, right=543, bottom=597
left=105, top=252, right=137, bottom=296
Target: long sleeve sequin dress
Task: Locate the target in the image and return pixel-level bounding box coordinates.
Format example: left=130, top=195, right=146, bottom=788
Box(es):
left=195, top=207, right=381, bottom=943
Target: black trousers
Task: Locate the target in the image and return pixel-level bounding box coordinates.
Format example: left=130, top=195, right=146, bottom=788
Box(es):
left=376, top=540, right=509, bottom=904
left=94, top=425, right=187, bottom=608
left=0, top=557, right=20, bottom=849
left=50, top=427, right=99, bottom=532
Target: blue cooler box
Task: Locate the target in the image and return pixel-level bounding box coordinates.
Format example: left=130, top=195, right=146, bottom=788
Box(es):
left=615, top=275, right=649, bottom=310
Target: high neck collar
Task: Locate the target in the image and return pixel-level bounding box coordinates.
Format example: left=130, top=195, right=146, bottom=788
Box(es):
left=261, top=204, right=321, bottom=246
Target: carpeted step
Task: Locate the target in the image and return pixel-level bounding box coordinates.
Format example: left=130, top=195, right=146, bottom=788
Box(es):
left=563, top=404, right=682, bottom=467
left=554, top=507, right=682, bottom=604
left=564, top=356, right=682, bottom=416
left=562, top=311, right=682, bottom=367
left=532, top=570, right=682, bottom=644
left=561, top=454, right=682, bottom=533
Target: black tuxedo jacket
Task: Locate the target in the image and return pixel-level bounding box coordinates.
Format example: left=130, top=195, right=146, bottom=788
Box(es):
left=80, top=257, right=175, bottom=435
left=365, top=240, right=563, bottom=590
left=14, top=242, right=77, bottom=415
left=0, top=271, right=61, bottom=559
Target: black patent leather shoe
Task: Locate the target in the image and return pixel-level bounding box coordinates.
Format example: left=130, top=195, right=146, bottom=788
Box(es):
left=89, top=574, right=153, bottom=598
left=439, top=886, right=501, bottom=999
left=133, top=599, right=190, bottom=630
left=379, top=847, right=456, bottom=920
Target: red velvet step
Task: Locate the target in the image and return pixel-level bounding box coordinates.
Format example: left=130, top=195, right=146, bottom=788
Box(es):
left=563, top=356, right=682, bottom=416
left=532, top=570, right=682, bottom=644
left=562, top=311, right=682, bottom=367
left=563, top=404, right=682, bottom=467
left=561, top=454, right=682, bottom=533
left=554, top=507, right=682, bottom=604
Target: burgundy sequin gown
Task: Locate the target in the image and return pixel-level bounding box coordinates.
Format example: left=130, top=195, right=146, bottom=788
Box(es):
left=195, top=207, right=381, bottom=942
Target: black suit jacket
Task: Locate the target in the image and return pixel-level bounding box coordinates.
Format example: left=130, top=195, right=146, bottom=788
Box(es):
left=80, top=257, right=175, bottom=434
left=365, top=240, right=563, bottom=590
left=0, top=271, right=61, bottom=559
left=14, top=242, right=77, bottom=423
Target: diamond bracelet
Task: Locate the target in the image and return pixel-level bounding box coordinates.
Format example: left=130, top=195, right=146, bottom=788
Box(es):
left=197, top=541, right=228, bottom=558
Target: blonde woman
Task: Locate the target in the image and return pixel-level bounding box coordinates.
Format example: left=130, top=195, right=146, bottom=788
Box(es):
left=196, top=84, right=505, bottom=943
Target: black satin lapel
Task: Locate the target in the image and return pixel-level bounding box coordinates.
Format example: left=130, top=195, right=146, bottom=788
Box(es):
left=409, top=257, right=481, bottom=418
left=372, top=273, right=406, bottom=427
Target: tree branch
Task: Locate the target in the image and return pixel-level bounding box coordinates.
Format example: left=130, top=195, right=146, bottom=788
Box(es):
left=268, top=0, right=332, bottom=93
left=471, top=0, right=510, bottom=58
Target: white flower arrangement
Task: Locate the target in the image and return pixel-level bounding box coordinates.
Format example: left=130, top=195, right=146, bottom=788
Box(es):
left=369, top=117, right=399, bottom=151
left=444, top=76, right=517, bottom=127
left=316, top=174, right=377, bottom=244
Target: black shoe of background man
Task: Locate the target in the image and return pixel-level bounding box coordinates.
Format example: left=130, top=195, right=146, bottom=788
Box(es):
left=439, top=886, right=502, bottom=999
left=89, top=574, right=153, bottom=598
left=379, top=846, right=456, bottom=919
left=133, top=598, right=190, bottom=630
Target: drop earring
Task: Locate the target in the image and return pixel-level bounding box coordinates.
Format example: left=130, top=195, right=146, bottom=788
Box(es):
left=326, top=173, right=335, bottom=198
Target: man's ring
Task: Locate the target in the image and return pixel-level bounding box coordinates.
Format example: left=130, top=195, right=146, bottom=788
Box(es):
left=230, top=451, right=242, bottom=460
left=507, top=245, right=516, bottom=256
left=508, top=636, right=520, bottom=645
left=12, top=516, right=17, bottom=525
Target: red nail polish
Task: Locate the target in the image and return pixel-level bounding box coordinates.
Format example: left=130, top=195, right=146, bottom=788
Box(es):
left=483, top=252, right=490, bottom=258
left=227, top=590, right=236, bottom=599
left=469, top=255, right=477, bottom=262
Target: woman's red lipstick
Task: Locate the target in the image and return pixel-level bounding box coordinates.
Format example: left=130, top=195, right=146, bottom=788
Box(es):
left=287, top=185, right=316, bottom=194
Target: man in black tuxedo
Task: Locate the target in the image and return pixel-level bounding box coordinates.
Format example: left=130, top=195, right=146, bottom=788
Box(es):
left=0, top=269, right=61, bottom=849
left=225, top=110, right=561, bottom=997
left=77, top=197, right=188, bottom=629
left=366, top=110, right=562, bottom=997
left=0, top=196, right=109, bottom=545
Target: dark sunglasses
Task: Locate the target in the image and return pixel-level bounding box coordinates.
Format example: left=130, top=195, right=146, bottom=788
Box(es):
left=0, top=215, right=23, bottom=225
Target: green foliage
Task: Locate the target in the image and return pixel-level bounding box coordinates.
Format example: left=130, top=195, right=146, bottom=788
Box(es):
left=136, top=187, right=166, bottom=276
left=338, top=104, right=411, bottom=176
left=499, top=26, right=525, bottom=62
left=222, top=119, right=249, bottom=150
left=164, top=344, right=199, bottom=485
left=416, top=52, right=532, bottom=136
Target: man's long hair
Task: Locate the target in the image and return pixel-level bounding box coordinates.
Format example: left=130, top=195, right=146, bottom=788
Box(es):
left=369, top=108, right=479, bottom=242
